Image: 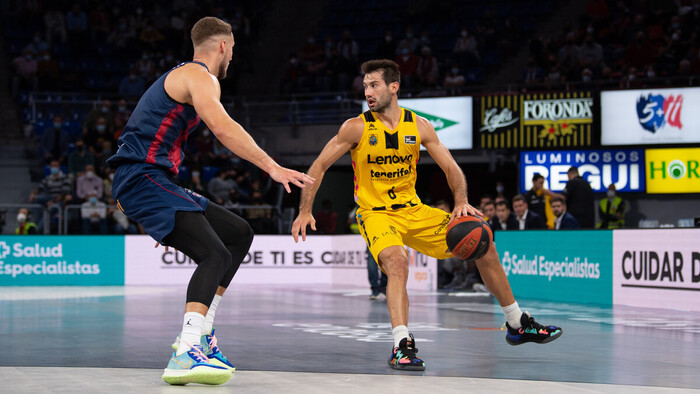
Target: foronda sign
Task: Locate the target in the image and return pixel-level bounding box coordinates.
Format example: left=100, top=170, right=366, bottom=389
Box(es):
left=646, top=148, right=700, bottom=193
left=0, top=236, right=124, bottom=285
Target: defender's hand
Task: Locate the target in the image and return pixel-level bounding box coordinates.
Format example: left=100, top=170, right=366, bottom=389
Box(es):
left=269, top=166, right=315, bottom=193
left=291, top=212, right=316, bottom=242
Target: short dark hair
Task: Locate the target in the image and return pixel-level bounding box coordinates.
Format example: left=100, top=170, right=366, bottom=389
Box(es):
left=532, top=173, right=544, bottom=182
left=568, top=166, right=579, bottom=175
left=512, top=194, right=526, bottom=205
left=482, top=200, right=495, bottom=209
left=496, top=200, right=510, bottom=209
left=191, top=17, right=232, bottom=47
left=551, top=196, right=565, bottom=205
left=361, top=59, right=401, bottom=86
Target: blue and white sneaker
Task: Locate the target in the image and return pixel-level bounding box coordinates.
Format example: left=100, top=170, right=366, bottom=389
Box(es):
left=172, top=329, right=236, bottom=371
left=162, top=343, right=232, bottom=385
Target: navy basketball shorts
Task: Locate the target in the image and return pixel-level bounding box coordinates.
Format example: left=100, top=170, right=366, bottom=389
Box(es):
left=111, top=162, right=209, bottom=243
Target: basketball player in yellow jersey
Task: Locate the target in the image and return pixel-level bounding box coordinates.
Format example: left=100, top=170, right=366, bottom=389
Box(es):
left=292, top=60, right=562, bottom=371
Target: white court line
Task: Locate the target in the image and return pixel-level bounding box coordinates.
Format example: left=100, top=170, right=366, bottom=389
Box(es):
left=0, top=367, right=695, bottom=393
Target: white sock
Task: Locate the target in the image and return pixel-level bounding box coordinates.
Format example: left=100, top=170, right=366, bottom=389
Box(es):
left=202, top=294, right=221, bottom=335
left=392, top=325, right=409, bottom=348
left=177, top=312, right=205, bottom=356
left=502, top=302, right=523, bottom=329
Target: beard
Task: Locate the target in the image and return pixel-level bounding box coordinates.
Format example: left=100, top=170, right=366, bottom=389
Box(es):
left=217, top=59, right=229, bottom=79
left=371, top=92, right=392, bottom=113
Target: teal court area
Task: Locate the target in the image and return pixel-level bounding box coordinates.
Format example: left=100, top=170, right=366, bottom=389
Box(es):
left=0, top=285, right=698, bottom=393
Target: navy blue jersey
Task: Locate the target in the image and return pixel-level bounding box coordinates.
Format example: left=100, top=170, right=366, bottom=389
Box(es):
left=107, top=61, right=207, bottom=175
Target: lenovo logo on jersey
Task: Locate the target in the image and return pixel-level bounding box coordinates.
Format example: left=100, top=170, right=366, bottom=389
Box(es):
left=367, top=154, right=413, bottom=165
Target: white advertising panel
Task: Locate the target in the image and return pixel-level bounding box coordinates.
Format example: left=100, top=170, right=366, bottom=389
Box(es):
left=363, top=97, right=473, bottom=150
left=125, top=235, right=436, bottom=290
left=613, top=229, right=700, bottom=312
left=601, top=87, right=700, bottom=145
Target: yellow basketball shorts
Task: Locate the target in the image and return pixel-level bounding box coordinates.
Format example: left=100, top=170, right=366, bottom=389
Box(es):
left=356, top=203, right=453, bottom=265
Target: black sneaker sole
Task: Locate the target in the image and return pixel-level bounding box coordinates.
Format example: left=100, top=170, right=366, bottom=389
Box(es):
left=387, top=360, right=426, bottom=371
left=506, top=328, right=563, bottom=346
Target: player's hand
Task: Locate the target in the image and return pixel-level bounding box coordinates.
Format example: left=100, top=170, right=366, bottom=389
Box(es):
left=449, top=201, right=483, bottom=224
left=291, top=212, right=316, bottom=242
left=154, top=242, right=177, bottom=252
left=269, top=166, right=315, bottom=193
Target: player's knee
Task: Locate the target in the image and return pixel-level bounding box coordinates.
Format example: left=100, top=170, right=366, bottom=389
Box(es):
left=242, top=222, right=254, bottom=249
left=210, top=244, right=233, bottom=272
left=380, top=254, right=409, bottom=279
left=475, top=243, right=498, bottom=265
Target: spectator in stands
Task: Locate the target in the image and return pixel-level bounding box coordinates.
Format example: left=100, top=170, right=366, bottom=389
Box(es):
left=300, top=33, right=323, bottom=65
left=586, top=0, right=610, bottom=24
left=395, top=44, right=418, bottom=89
left=561, top=166, right=595, bottom=229
left=598, top=184, right=625, bottom=229
left=76, top=164, right=104, bottom=202
left=39, top=115, right=70, bottom=164
left=67, top=140, right=95, bottom=176
left=81, top=190, right=108, bottom=234
left=443, top=64, right=465, bottom=92
left=11, top=48, right=38, bottom=98
left=65, top=3, right=88, bottom=53
left=37, top=50, right=60, bottom=90
left=135, top=51, right=156, bottom=81
left=114, top=99, right=132, bottom=136
left=159, top=50, right=180, bottom=70
left=397, top=27, right=420, bottom=55
left=417, top=46, right=439, bottom=88
left=453, top=27, right=480, bottom=66
left=119, top=70, right=146, bottom=98
left=111, top=208, right=139, bottom=234
left=246, top=190, right=272, bottom=234
left=281, top=53, right=304, bottom=93
left=512, top=194, right=546, bottom=230
left=625, top=31, right=653, bottom=69
left=25, top=31, right=49, bottom=55
left=43, top=7, right=67, bottom=45
left=15, top=208, right=38, bottom=235
left=326, top=47, right=352, bottom=91
left=579, top=34, right=604, bottom=76
left=523, top=56, right=545, bottom=84
left=94, top=140, right=113, bottom=177
left=139, top=23, right=165, bottom=51
left=495, top=181, right=506, bottom=203
left=481, top=200, right=497, bottom=229
left=84, top=100, right=115, bottom=136
left=315, top=199, right=338, bottom=235
left=551, top=197, right=579, bottom=230
left=108, top=17, right=137, bottom=55
left=545, top=56, right=565, bottom=86
left=29, top=160, right=73, bottom=233
left=323, top=36, right=336, bottom=59
left=103, top=169, right=114, bottom=201
left=337, top=30, right=359, bottom=68
left=558, top=32, right=581, bottom=80
left=84, top=116, right=115, bottom=156
left=208, top=169, right=236, bottom=205
left=375, top=30, right=396, bottom=60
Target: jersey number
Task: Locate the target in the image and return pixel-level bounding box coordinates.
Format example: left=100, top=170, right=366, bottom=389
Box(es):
left=388, top=187, right=397, bottom=200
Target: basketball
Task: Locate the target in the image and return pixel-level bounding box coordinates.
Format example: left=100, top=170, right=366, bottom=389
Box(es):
left=445, top=215, right=493, bottom=261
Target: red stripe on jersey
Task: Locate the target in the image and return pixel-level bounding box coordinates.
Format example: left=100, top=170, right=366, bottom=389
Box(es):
left=168, top=116, right=200, bottom=174
left=145, top=104, right=184, bottom=165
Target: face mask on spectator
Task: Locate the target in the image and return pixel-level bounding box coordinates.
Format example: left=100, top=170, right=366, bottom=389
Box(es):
left=17, top=213, right=27, bottom=222
left=109, top=173, right=114, bottom=181
left=607, top=190, right=615, bottom=198
left=192, top=171, right=200, bottom=178
left=103, top=147, right=112, bottom=155
left=43, top=55, right=50, bottom=60
left=461, top=31, right=468, bottom=37
left=647, top=70, right=656, bottom=78
left=406, top=32, right=413, bottom=38
left=87, top=170, right=94, bottom=178
left=118, top=106, right=126, bottom=112
left=25, top=54, right=32, bottom=60
left=496, top=185, right=504, bottom=194
left=307, top=38, right=315, bottom=44
left=129, top=74, right=137, bottom=81
left=96, top=124, right=106, bottom=133
left=89, top=197, right=97, bottom=204
left=451, top=67, right=459, bottom=74
left=120, top=23, right=127, bottom=30
left=166, top=55, right=174, bottom=62
left=202, top=129, right=210, bottom=137
left=53, top=122, right=62, bottom=129
left=50, top=167, right=59, bottom=175
left=101, top=106, right=109, bottom=113
left=583, top=75, right=591, bottom=82
left=586, top=26, right=594, bottom=34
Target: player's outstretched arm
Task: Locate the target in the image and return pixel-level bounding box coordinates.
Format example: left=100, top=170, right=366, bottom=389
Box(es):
left=292, top=118, right=363, bottom=242
left=187, top=69, right=314, bottom=192
left=419, top=116, right=481, bottom=220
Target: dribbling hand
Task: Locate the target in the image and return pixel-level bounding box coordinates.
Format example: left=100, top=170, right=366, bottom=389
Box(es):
left=291, top=212, right=316, bottom=242
left=449, top=201, right=483, bottom=225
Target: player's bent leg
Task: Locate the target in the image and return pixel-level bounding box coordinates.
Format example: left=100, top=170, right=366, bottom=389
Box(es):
left=378, top=247, right=425, bottom=371
left=204, top=203, right=254, bottom=288
left=172, top=328, right=236, bottom=371
left=474, top=244, right=563, bottom=345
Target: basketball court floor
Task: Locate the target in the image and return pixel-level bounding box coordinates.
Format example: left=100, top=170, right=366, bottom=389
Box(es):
left=1, top=284, right=699, bottom=393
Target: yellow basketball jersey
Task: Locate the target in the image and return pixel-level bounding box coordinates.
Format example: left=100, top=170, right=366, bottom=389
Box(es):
left=350, top=108, right=421, bottom=210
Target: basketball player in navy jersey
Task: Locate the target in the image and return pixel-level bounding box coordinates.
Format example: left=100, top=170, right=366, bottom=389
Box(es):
left=107, top=17, right=314, bottom=385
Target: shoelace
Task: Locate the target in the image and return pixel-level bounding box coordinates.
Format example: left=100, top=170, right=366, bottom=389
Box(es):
left=523, top=315, right=546, bottom=330
left=206, top=334, right=220, bottom=353
left=185, top=342, right=210, bottom=363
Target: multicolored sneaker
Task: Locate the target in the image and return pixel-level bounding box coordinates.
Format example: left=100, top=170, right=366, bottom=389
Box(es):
left=387, top=333, right=426, bottom=371
left=505, top=312, right=563, bottom=345
left=162, top=343, right=232, bottom=385
left=172, top=329, right=235, bottom=371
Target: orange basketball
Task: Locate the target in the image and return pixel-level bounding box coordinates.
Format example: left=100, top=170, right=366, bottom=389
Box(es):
left=445, top=215, right=493, bottom=261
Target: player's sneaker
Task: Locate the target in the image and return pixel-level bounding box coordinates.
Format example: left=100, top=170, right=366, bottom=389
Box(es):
left=387, top=333, right=425, bottom=371
left=505, top=312, right=562, bottom=345
left=162, top=343, right=232, bottom=385
left=172, top=329, right=235, bottom=371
